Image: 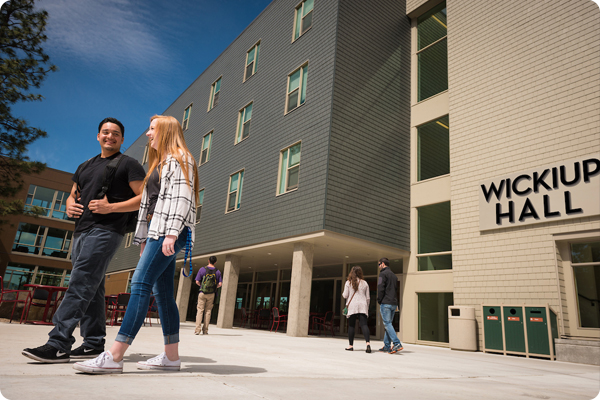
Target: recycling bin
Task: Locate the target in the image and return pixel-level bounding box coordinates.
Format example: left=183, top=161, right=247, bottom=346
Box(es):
left=503, top=306, right=526, bottom=354
left=525, top=306, right=558, bottom=358
left=482, top=305, right=503, bottom=352
left=448, top=306, right=477, bottom=351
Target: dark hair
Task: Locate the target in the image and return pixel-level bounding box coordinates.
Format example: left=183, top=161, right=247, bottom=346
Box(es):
left=98, top=117, right=125, bottom=137
left=379, top=257, right=389, bottom=267
left=208, top=256, right=217, bottom=265
left=347, top=265, right=363, bottom=291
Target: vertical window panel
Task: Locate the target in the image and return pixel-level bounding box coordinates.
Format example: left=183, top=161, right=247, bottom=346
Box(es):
left=201, top=132, right=212, bottom=165
left=418, top=115, right=450, bottom=181
left=278, top=143, right=301, bottom=195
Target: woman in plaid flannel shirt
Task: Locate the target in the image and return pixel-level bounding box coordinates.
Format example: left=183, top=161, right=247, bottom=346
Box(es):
left=74, top=115, right=199, bottom=374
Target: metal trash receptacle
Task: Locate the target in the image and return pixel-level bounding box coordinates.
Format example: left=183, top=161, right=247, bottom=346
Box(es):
left=483, top=305, right=503, bottom=352
left=525, top=306, right=558, bottom=358
left=448, top=306, right=477, bottom=351
left=503, top=306, right=526, bottom=354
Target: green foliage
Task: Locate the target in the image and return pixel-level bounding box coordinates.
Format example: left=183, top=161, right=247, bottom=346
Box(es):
left=0, top=0, right=56, bottom=224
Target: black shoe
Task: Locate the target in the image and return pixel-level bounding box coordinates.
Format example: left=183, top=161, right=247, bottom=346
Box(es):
left=22, top=344, right=70, bottom=363
left=345, top=347, right=353, bottom=351
left=366, top=345, right=371, bottom=353
left=70, top=344, right=103, bottom=359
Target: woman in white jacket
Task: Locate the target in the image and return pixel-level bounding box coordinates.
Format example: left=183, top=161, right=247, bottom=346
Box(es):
left=74, top=115, right=199, bottom=374
left=342, top=265, right=371, bottom=353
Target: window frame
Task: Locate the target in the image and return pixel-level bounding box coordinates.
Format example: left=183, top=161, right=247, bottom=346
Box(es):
left=200, top=131, right=213, bottom=165
left=12, top=222, right=73, bottom=260
left=182, top=103, right=192, bottom=131
left=417, top=115, right=450, bottom=182
left=416, top=2, right=448, bottom=103
left=284, top=62, right=309, bottom=115
left=24, top=185, right=72, bottom=222
left=196, top=188, right=205, bottom=224
left=570, top=240, right=600, bottom=330
left=142, top=143, right=149, bottom=165
left=292, top=0, right=314, bottom=42
left=244, top=40, right=261, bottom=82
left=416, top=201, right=452, bottom=272
left=208, top=76, right=222, bottom=111
left=225, top=170, right=245, bottom=214
left=235, top=101, right=254, bottom=144
left=124, top=232, right=133, bottom=248
left=276, top=141, right=302, bottom=196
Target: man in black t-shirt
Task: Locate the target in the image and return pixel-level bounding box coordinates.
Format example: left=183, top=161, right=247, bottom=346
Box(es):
left=23, top=117, right=146, bottom=364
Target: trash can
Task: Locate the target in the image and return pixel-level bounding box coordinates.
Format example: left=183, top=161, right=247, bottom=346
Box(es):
left=525, top=306, right=558, bottom=357
left=483, top=305, right=503, bottom=352
left=503, top=306, right=526, bottom=354
left=448, top=306, right=477, bottom=351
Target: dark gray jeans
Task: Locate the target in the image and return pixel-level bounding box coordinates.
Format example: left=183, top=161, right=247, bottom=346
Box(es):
left=47, top=227, right=123, bottom=353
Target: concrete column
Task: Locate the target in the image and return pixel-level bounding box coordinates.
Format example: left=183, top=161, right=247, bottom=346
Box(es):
left=176, top=268, right=192, bottom=322
left=287, top=242, right=314, bottom=337
left=217, top=254, right=240, bottom=329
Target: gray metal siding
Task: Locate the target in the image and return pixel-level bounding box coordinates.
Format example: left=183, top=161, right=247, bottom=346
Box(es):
left=325, top=0, right=411, bottom=250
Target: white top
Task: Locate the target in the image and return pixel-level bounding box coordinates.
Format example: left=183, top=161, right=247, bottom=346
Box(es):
left=342, top=279, right=370, bottom=316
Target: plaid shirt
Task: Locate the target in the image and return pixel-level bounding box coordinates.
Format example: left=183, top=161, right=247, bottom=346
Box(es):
left=133, top=153, right=197, bottom=247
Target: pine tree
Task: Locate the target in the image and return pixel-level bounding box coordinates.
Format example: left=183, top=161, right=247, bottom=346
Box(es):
left=0, top=0, right=57, bottom=223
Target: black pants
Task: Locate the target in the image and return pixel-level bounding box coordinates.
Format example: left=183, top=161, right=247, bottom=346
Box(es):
left=347, top=313, right=370, bottom=345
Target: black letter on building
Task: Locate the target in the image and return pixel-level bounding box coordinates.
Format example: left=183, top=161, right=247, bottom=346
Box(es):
left=560, top=162, right=581, bottom=186
left=582, top=158, right=600, bottom=183
left=496, top=201, right=514, bottom=225
left=543, top=195, right=560, bottom=218
left=552, top=167, right=559, bottom=189
left=518, top=198, right=540, bottom=222
left=564, top=191, right=583, bottom=215
left=481, top=180, right=506, bottom=203
left=513, top=174, right=532, bottom=196
left=533, top=169, right=551, bottom=192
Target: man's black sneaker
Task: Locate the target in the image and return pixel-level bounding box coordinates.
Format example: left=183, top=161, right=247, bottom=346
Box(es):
left=70, top=344, right=103, bottom=359
left=22, top=344, right=70, bottom=363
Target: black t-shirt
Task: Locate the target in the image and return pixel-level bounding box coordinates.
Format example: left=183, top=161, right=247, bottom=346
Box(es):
left=72, top=152, right=146, bottom=235
left=147, top=168, right=160, bottom=216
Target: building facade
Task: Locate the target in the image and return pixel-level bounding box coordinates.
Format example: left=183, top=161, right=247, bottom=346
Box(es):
left=106, top=0, right=600, bottom=359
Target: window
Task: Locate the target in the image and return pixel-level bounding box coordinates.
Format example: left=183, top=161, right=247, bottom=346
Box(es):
left=142, top=143, right=149, bottom=165
left=571, top=242, right=600, bottom=329
left=226, top=170, right=244, bottom=212
left=25, top=185, right=71, bottom=220
left=286, top=63, right=308, bottom=113
left=417, top=2, right=447, bottom=101
left=3, top=263, right=36, bottom=290
left=245, top=42, right=260, bottom=81
left=236, top=103, right=253, bottom=143
left=208, top=77, right=222, bottom=111
left=278, top=142, right=301, bottom=195
left=124, top=232, right=133, bottom=248
left=200, top=132, right=213, bottom=165
left=293, top=0, right=314, bottom=41
left=418, top=115, right=449, bottom=181
left=417, top=202, right=452, bottom=271
left=196, top=188, right=205, bottom=224
left=182, top=104, right=192, bottom=131
left=418, top=292, right=453, bottom=342
left=12, top=223, right=73, bottom=260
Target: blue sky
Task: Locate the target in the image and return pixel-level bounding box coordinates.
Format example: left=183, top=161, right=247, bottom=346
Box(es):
left=9, top=0, right=272, bottom=173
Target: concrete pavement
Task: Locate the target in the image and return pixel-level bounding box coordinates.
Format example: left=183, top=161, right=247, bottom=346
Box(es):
left=0, top=321, right=599, bottom=400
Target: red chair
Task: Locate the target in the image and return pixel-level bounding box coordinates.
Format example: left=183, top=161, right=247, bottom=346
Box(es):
left=110, top=292, right=130, bottom=326
left=0, top=276, right=30, bottom=323
left=144, top=296, right=159, bottom=326
left=312, top=311, right=336, bottom=337
left=256, top=308, right=271, bottom=329
left=270, top=307, right=287, bottom=333
left=20, top=287, right=61, bottom=324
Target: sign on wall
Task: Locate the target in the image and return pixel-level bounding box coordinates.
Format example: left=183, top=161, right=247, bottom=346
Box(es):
left=479, top=154, right=600, bottom=231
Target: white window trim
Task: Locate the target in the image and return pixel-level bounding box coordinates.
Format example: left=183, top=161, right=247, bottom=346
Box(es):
left=200, top=131, right=213, bottom=165
left=244, top=40, right=261, bottom=82
left=182, top=103, right=193, bottom=131
left=276, top=141, right=301, bottom=196
left=225, top=169, right=244, bottom=214
left=292, top=0, right=314, bottom=42
left=124, top=232, right=133, bottom=248
left=142, top=142, right=149, bottom=165
left=196, top=187, right=205, bottom=224
left=284, top=61, right=309, bottom=115
left=208, top=76, right=222, bottom=111
left=235, top=101, right=254, bottom=145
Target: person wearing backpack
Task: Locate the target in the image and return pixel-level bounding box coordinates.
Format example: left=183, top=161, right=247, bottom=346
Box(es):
left=194, top=256, right=222, bottom=335
left=22, top=118, right=146, bottom=364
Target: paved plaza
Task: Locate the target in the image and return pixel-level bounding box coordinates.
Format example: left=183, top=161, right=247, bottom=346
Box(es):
left=0, top=321, right=598, bottom=400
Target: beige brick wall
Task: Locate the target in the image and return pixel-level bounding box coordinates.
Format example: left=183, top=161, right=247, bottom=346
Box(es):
left=447, top=0, right=600, bottom=341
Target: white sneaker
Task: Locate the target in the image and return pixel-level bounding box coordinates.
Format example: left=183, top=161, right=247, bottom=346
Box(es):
left=137, top=352, right=181, bottom=371
left=73, top=351, right=123, bottom=374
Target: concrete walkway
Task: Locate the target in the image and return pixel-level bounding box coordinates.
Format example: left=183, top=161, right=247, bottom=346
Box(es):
left=1, top=321, right=599, bottom=400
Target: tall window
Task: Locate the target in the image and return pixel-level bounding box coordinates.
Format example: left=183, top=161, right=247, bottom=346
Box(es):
left=245, top=42, right=260, bottom=81
left=182, top=104, right=192, bottom=131
left=142, top=143, right=149, bottom=165
left=226, top=170, right=244, bottom=213
left=286, top=63, right=308, bottom=113
left=196, top=188, right=205, bottom=224
left=293, top=0, right=314, bottom=41
left=124, top=232, right=133, bottom=248
left=278, top=142, right=301, bottom=195
left=571, top=242, right=600, bottom=328
left=418, top=292, right=453, bottom=342
left=236, top=103, right=253, bottom=143
left=12, top=223, right=72, bottom=259
left=417, top=115, right=449, bottom=181
left=417, top=202, right=452, bottom=271
left=417, top=2, right=447, bottom=101
left=208, top=77, right=222, bottom=110
left=200, top=131, right=213, bottom=165
left=25, top=185, right=71, bottom=220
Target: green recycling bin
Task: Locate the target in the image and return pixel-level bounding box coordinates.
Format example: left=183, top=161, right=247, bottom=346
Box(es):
left=503, top=306, right=526, bottom=353
left=483, top=306, right=503, bottom=352
left=525, top=307, right=558, bottom=356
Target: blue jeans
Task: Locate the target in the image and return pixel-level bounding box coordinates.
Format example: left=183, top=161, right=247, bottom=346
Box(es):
left=48, top=228, right=123, bottom=352
left=380, top=303, right=401, bottom=348
left=115, top=229, right=188, bottom=345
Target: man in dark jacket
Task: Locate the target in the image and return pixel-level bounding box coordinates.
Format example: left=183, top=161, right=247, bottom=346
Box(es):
left=377, top=258, right=403, bottom=353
